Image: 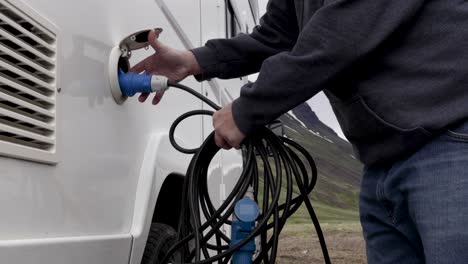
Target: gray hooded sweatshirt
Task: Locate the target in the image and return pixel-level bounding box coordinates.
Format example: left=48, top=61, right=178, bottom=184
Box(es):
left=191, top=0, right=468, bottom=166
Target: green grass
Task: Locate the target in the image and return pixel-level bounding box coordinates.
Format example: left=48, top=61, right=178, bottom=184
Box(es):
left=255, top=160, right=360, bottom=226
left=282, top=222, right=362, bottom=236
left=287, top=199, right=359, bottom=225
left=255, top=114, right=365, bottom=226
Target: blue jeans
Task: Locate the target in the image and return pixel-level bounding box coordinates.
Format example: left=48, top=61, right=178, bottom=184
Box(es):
left=360, top=119, right=468, bottom=264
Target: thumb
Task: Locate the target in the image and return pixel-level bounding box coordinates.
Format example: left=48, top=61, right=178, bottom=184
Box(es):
left=148, top=30, right=164, bottom=51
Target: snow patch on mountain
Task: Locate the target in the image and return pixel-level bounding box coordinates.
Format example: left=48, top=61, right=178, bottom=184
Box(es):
left=288, top=111, right=334, bottom=143
left=288, top=111, right=308, bottom=129
left=309, top=129, right=333, bottom=143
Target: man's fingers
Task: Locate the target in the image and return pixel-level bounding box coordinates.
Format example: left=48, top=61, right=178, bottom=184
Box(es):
left=215, top=133, right=232, bottom=150
left=152, top=91, right=165, bottom=105
left=229, top=140, right=241, bottom=150
left=211, top=104, right=245, bottom=150
left=138, top=91, right=164, bottom=104
left=148, top=30, right=164, bottom=51
left=225, top=137, right=241, bottom=150
left=139, top=93, right=150, bottom=102
left=129, top=59, right=147, bottom=73
left=212, top=112, right=231, bottom=150
left=129, top=30, right=165, bottom=73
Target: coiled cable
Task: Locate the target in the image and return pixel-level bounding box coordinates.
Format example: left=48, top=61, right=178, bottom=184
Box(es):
left=163, top=81, right=331, bottom=264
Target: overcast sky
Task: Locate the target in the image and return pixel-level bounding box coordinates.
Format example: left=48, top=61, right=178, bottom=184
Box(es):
left=256, top=0, right=346, bottom=139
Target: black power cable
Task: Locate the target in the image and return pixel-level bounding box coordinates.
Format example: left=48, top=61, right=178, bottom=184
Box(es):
left=163, top=81, right=331, bottom=264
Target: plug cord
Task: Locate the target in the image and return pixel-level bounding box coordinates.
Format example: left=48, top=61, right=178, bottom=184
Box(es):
left=163, top=81, right=331, bottom=264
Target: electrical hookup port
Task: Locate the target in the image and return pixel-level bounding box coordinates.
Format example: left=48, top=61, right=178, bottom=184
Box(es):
left=108, top=28, right=163, bottom=105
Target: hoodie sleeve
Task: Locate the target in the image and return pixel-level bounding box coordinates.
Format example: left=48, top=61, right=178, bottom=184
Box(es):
left=190, top=0, right=299, bottom=81
left=231, top=0, right=426, bottom=135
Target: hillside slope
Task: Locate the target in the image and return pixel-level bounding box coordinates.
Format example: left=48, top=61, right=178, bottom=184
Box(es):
left=278, top=103, right=363, bottom=222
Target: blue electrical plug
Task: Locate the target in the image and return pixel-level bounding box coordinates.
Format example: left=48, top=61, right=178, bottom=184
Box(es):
left=117, top=70, right=169, bottom=97
left=231, top=196, right=260, bottom=264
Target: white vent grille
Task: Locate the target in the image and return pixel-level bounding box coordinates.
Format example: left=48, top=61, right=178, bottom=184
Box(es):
left=0, top=0, right=57, bottom=164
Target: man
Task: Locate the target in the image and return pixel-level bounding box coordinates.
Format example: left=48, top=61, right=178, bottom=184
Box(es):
left=131, top=0, right=468, bottom=263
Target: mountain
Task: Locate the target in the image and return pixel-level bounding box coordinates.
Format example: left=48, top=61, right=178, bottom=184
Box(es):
left=277, top=102, right=363, bottom=223
left=291, top=103, right=355, bottom=156
left=292, top=103, right=338, bottom=139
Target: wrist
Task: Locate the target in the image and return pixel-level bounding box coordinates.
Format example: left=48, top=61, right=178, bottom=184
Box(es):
left=184, top=50, right=202, bottom=76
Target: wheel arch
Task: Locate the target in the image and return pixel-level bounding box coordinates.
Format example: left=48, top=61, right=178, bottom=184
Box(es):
left=151, top=173, right=185, bottom=230
left=128, top=132, right=190, bottom=264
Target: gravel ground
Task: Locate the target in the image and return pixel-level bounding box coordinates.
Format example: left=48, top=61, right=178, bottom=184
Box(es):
left=276, top=223, right=367, bottom=264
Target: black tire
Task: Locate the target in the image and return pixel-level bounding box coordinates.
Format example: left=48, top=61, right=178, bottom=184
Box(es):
left=141, top=223, right=180, bottom=264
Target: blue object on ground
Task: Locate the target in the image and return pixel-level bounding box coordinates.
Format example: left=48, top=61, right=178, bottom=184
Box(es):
left=231, top=197, right=260, bottom=264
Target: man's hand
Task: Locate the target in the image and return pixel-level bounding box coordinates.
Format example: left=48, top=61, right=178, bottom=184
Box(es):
left=213, top=103, right=246, bottom=150
left=129, top=30, right=201, bottom=105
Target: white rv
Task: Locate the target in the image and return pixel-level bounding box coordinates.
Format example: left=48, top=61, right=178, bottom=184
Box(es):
left=0, top=0, right=259, bottom=263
